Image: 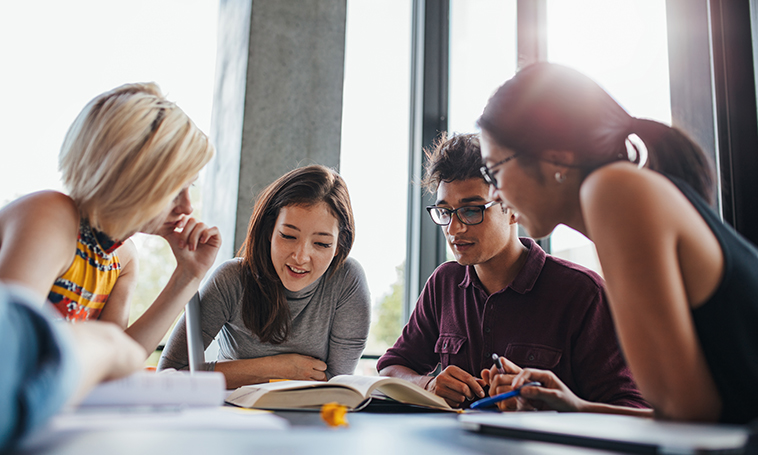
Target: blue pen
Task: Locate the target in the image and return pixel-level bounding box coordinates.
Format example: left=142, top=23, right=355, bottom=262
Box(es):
left=470, top=381, right=542, bottom=410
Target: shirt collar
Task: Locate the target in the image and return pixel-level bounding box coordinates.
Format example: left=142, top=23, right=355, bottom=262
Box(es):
left=81, top=219, right=123, bottom=257
left=285, top=270, right=325, bottom=300
left=459, top=237, right=546, bottom=295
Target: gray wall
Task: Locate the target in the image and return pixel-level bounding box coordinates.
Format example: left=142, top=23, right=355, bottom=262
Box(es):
left=205, top=0, right=347, bottom=263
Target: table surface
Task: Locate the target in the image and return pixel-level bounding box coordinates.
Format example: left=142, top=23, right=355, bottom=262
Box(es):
left=14, top=410, right=623, bottom=455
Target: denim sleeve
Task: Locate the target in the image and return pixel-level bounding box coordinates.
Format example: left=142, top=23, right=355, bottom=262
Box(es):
left=0, top=284, right=79, bottom=452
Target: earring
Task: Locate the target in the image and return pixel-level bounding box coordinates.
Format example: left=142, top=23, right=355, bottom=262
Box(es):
left=554, top=172, right=566, bottom=183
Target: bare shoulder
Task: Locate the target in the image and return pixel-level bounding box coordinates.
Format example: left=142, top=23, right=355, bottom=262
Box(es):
left=0, top=191, right=81, bottom=299
left=115, top=238, right=139, bottom=273
left=580, top=162, right=683, bottom=232
left=0, top=190, right=79, bottom=235
left=581, top=163, right=672, bottom=209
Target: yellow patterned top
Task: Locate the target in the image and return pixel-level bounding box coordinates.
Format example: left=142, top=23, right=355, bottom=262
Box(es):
left=48, top=219, right=122, bottom=321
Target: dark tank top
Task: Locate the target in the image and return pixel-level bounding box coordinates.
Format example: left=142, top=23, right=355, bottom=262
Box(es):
left=668, top=176, right=758, bottom=424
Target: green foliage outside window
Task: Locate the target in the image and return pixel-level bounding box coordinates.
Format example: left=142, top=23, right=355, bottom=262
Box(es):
left=371, top=263, right=404, bottom=348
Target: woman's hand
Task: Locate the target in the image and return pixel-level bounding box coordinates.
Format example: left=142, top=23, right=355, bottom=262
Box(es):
left=68, top=321, right=146, bottom=404
left=481, top=356, right=523, bottom=411
left=272, top=353, right=328, bottom=381
left=507, top=368, right=587, bottom=412
left=162, top=217, right=221, bottom=281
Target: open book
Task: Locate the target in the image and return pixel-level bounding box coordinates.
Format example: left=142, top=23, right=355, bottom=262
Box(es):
left=225, top=375, right=454, bottom=412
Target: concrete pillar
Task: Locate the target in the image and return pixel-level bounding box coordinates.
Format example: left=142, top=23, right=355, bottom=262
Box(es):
left=204, top=0, right=347, bottom=262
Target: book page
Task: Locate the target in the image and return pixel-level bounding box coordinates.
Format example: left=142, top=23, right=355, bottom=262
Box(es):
left=328, top=375, right=452, bottom=410
left=226, top=380, right=364, bottom=409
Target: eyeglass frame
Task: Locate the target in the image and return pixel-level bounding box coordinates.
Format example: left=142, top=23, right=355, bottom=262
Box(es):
left=479, top=153, right=520, bottom=189
left=425, top=200, right=499, bottom=226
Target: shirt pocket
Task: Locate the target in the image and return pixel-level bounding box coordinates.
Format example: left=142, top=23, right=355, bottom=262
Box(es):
left=434, top=334, right=467, bottom=370
left=505, top=343, right=562, bottom=369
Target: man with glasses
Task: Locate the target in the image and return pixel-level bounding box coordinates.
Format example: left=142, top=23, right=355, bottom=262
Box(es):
left=377, top=133, right=646, bottom=410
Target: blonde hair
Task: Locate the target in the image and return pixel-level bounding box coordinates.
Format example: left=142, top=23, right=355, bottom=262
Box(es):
left=59, top=83, right=214, bottom=240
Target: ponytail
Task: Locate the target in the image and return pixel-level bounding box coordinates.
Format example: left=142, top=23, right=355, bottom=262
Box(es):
left=632, top=118, right=715, bottom=205
left=478, top=63, right=716, bottom=205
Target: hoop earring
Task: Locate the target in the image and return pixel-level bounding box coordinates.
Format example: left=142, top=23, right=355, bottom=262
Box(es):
left=554, top=172, right=566, bottom=183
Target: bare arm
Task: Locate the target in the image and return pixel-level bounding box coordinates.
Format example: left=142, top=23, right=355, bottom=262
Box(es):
left=214, top=355, right=327, bottom=389
left=580, top=164, right=721, bottom=421
left=111, top=218, right=221, bottom=356
left=97, top=239, right=138, bottom=329
left=0, top=191, right=79, bottom=303
left=491, top=365, right=653, bottom=417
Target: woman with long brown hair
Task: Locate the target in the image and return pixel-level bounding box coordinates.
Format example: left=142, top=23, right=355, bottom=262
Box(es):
left=159, top=165, right=370, bottom=389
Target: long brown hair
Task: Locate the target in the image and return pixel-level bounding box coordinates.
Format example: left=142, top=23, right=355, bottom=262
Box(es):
left=477, top=62, right=715, bottom=204
left=237, top=165, right=355, bottom=344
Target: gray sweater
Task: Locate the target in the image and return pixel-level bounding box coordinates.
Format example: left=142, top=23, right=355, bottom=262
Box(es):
left=158, top=257, right=371, bottom=378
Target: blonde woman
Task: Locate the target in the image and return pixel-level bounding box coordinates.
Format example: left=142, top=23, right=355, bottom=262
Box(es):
left=0, top=82, right=221, bottom=356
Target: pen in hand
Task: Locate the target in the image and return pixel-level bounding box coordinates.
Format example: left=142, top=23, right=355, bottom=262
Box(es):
left=492, top=353, right=506, bottom=374
left=470, top=381, right=543, bottom=410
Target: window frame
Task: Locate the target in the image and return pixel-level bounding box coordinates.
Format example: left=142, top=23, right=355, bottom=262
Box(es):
left=403, top=0, right=758, bottom=321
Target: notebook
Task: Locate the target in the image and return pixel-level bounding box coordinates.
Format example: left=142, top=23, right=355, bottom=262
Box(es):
left=459, top=412, right=755, bottom=454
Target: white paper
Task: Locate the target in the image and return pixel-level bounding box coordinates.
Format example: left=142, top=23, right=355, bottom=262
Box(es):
left=78, top=370, right=226, bottom=408
left=49, top=406, right=289, bottom=431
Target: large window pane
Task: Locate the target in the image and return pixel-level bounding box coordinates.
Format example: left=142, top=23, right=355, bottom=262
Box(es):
left=341, top=0, right=413, bottom=374
left=546, top=0, right=671, bottom=274
left=447, top=0, right=518, bottom=261
left=0, top=0, right=219, bottom=365
left=449, top=0, right=518, bottom=135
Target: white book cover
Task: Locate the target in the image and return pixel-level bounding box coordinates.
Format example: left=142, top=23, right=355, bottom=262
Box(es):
left=78, top=370, right=226, bottom=408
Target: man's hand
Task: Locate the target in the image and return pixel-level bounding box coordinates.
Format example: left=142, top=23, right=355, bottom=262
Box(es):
left=426, top=365, right=486, bottom=408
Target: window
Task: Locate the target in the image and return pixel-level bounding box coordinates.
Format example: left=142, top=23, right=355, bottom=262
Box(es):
left=545, top=0, right=671, bottom=273
left=340, top=0, right=413, bottom=374
left=448, top=0, right=517, bottom=135
left=0, top=0, right=219, bottom=365
left=447, top=0, right=518, bottom=261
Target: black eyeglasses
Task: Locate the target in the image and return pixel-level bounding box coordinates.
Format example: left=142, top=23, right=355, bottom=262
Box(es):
left=426, top=201, right=499, bottom=226
left=480, top=153, right=520, bottom=189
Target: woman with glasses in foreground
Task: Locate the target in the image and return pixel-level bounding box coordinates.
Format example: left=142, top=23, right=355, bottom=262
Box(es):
left=158, top=165, right=370, bottom=388
left=479, top=62, right=758, bottom=423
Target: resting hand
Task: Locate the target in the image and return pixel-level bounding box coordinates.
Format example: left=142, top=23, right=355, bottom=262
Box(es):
left=163, top=217, right=221, bottom=281
left=273, top=353, right=328, bottom=381
left=508, top=368, right=586, bottom=412
left=426, top=365, right=486, bottom=408
left=481, top=356, right=523, bottom=411
left=68, top=321, right=146, bottom=404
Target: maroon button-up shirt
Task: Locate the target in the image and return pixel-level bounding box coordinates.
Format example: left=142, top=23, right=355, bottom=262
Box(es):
left=377, top=238, right=647, bottom=408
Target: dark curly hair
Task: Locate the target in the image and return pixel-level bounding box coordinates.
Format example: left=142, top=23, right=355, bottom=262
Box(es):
left=421, top=133, right=486, bottom=194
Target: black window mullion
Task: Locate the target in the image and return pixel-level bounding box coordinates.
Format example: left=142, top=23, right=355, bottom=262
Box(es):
left=404, top=0, right=449, bottom=321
